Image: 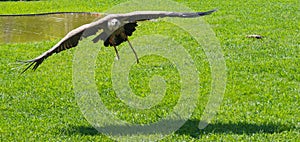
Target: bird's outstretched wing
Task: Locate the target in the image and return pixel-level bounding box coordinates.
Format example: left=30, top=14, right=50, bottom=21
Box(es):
left=19, top=22, right=107, bottom=74
left=119, top=9, right=218, bottom=22
left=85, top=9, right=218, bottom=41
left=20, top=9, right=217, bottom=73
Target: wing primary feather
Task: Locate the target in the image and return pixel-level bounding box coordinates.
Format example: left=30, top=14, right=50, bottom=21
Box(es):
left=196, top=9, right=218, bottom=16
left=19, top=57, right=44, bottom=74
left=19, top=61, right=35, bottom=74
left=170, top=9, right=218, bottom=17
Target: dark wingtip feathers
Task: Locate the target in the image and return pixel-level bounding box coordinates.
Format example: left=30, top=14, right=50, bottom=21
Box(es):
left=197, top=8, right=218, bottom=16
left=19, top=58, right=44, bottom=74
left=19, top=61, right=35, bottom=74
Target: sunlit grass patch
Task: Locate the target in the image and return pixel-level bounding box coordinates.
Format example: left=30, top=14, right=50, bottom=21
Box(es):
left=0, top=0, right=299, bottom=141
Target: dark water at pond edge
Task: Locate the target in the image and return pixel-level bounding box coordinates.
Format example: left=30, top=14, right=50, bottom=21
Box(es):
left=0, top=12, right=104, bottom=43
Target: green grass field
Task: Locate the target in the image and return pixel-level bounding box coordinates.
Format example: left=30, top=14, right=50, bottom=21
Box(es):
left=0, top=0, right=299, bottom=141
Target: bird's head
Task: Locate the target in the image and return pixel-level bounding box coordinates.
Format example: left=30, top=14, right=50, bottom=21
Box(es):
left=108, top=18, right=121, bottom=31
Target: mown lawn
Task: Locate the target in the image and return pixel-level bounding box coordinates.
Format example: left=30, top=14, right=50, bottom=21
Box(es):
left=0, top=0, right=299, bottom=141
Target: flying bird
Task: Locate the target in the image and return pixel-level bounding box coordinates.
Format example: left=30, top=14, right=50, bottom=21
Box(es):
left=20, top=9, right=217, bottom=73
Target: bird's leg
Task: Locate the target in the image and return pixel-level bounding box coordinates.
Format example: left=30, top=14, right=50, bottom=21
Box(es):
left=127, top=39, right=139, bottom=63
left=109, top=36, right=120, bottom=60
left=113, top=45, right=120, bottom=60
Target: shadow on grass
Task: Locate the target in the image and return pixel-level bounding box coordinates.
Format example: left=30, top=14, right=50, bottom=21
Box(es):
left=61, top=119, right=293, bottom=138
left=176, top=120, right=293, bottom=138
